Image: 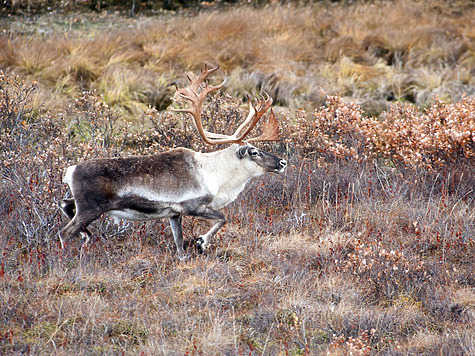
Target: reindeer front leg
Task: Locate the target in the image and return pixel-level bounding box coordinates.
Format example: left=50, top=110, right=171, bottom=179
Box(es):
left=169, top=215, right=188, bottom=261
left=190, top=206, right=226, bottom=253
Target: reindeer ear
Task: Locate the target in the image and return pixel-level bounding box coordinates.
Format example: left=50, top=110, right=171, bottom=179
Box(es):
left=236, top=145, right=249, bottom=159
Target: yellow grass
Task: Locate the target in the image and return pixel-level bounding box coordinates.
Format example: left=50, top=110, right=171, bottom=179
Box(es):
left=1, top=0, right=473, bottom=115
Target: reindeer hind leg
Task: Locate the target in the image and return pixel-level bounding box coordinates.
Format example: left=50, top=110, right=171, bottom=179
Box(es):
left=58, top=198, right=76, bottom=219
left=59, top=201, right=97, bottom=247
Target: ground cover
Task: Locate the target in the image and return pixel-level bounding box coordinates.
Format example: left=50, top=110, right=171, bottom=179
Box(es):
left=0, top=68, right=473, bottom=354
left=0, top=1, right=474, bottom=354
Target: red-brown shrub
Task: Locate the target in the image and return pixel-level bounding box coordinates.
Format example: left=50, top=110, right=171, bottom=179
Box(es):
left=288, top=95, right=475, bottom=170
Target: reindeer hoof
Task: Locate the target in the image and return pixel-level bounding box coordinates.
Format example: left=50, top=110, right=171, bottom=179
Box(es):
left=79, top=232, right=90, bottom=244
left=178, top=253, right=190, bottom=261
left=195, top=237, right=206, bottom=254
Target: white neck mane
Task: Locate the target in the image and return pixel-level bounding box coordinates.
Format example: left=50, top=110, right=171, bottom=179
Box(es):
left=194, top=145, right=264, bottom=209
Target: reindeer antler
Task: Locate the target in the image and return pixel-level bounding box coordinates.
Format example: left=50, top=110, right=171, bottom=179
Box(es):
left=172, top=65, right=280, bottom=145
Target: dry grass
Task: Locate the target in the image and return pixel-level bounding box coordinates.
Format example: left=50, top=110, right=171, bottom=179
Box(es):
left=0, top=70, right=474, bottom=354
left=1, top=0, right=473, bottom=116
left=1, top=1, right=474, bottom=353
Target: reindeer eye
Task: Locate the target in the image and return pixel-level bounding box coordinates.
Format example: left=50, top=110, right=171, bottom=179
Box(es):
left=250, top=149, right=259, bottom=157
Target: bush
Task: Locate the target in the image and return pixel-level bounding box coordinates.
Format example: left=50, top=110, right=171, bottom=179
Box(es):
left=289, top=94, right=475, bottom=170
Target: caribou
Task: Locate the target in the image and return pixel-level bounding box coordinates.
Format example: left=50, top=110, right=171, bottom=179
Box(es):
left=58, top=65, right=287, bottom=260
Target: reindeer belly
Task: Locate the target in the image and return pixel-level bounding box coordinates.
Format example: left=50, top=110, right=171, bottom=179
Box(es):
left=109, top=187, right=214, bottom=221
left=107, top=207, right=177, bottom=221
left=110, top=189, right=188, bottom=221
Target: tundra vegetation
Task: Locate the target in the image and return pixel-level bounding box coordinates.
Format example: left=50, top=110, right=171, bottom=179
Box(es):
left=1, top=0, right=474, bottom=354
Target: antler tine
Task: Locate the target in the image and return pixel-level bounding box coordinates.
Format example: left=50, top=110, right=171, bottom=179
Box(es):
left=187, top=64, right=221, bottom=93
left=260, top=92, right=271, bottom=109
left=231, top=92, right=273, bottom=142
left=173, top=65, right=223, bottom=108
left=247, top=109, right=280, bottom=142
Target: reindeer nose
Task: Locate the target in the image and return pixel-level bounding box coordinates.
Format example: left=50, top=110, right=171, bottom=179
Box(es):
left=279, top=159, right=287, bottom=168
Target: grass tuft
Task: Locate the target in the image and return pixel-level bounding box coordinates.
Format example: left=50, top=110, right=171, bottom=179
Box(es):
left=1, top=0, right=473, bottom=117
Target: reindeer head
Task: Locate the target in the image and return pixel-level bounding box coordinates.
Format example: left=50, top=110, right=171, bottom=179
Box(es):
left=236, top=143, right=287, bottom=174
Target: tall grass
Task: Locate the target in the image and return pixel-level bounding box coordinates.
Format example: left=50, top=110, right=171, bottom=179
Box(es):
left=1, top=0, right=473, bottom=116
